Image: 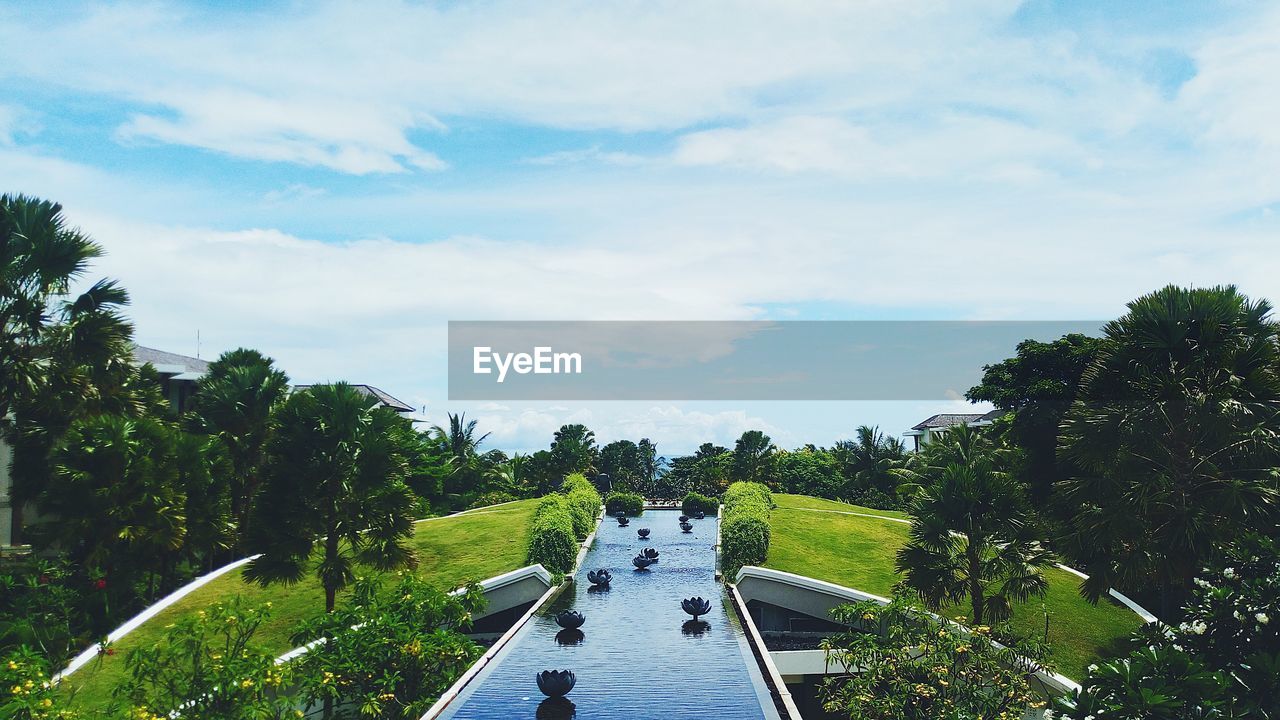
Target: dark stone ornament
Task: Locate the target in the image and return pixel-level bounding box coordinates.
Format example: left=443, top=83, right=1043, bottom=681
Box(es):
left=694, top=511, right=705, bottom=520
left=680, top=521, right=693, bottom=533
left=586, top=569, right=611, bottom=586
left=536, top=669, right=576, bottom=698
left=555, top=610, right=585, bottom=629
left=637, top=528, right=650, bottom=538
left=555, top=628, right=584, bottom=646
left=678, top=515, right=689, bottom=522
left=681, top=596, right=712, bottom=620
left=632, top=554, right=654, bottom=569
left=642, top=547, right=659, bottom=560
left=616, top=516, right=630, bottom=527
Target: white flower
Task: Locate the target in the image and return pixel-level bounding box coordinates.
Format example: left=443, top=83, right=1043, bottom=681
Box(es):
left=1234, top=610, right=1244, bottom=620
left=1180, top=621, right=1208, bottom=635
left=1258, top=613, right=1270, bottom=625
left=1194, top=578, right=1212, bottom=589
left=1044, top=711, right=1055, bottom=720
left=1223, top=568, right=1236, bottom=579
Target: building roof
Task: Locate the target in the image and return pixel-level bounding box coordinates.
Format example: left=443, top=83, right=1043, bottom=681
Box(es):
left=292, top=384, right=416, bottom=413
left=132, top=344, right=210, bottom=374
left=909, top=409, right=1007, bottom=432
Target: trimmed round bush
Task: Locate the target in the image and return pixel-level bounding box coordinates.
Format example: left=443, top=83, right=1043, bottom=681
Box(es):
left=723, top=481, right=772, bottom=509
left=681, top=492, right=718, bottom=516
left=605, top=491, right=644, bottom=516
left=526, top=494, right=578, bottom=574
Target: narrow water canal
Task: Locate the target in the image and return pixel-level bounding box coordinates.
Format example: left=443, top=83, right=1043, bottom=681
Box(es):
left=440, top=509, right=780, bottom=719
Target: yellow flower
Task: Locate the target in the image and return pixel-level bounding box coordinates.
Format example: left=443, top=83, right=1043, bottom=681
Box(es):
left=6, top=661, right=16, bottom=670
left=240, top=678, right=254, bottom=688
left=956, top=645, right=969, bottom=653
left=11, top=685, right=22, bottom=695
left=41, top=698, right=53, bottom=708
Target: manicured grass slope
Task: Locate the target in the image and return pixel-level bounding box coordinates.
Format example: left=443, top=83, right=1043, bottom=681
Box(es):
left=764, top=494, right=1143, bottom=680
left=62, top=500, right=539, bottom=711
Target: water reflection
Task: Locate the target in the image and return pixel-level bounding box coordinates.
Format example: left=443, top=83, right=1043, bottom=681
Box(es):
left=555, top=629, right=585, bottom=646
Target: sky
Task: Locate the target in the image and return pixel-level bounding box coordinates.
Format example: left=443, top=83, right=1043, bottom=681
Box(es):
left=2, top=0, right=1279, bottom=455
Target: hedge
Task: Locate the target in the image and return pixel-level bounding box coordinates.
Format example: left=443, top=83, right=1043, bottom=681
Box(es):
left=526, top=494, right=578, bottom=574
left=604, top=491, right=644, bottom=516
left=562, top=473, right=603, bottom=540
left=721, top=481, right=774, bottom=574
left=681, top=492, right=719, bottom=516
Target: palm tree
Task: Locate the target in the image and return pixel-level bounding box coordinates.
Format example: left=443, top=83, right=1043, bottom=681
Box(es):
left=2, top=195, right=137, bottom=542
left=732, top=430, right=775, bottom=485
left=244, top=383, right=418, bottom=613
left=187, top=350, right=289, bottom=548
left=1058, top=285, right=1280, bottom=610
left=429, top=412, right=493, bottom=498
left=895, top=426, right=1052, bottom=625
left=834, top=425, right=907, bottom=500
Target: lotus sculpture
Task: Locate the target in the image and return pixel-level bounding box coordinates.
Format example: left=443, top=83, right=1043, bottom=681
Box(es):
left=678, top=515, right=689, bottom=522
left=679, top=521, right=693, bottom=533
left=641, top=547, right=659, bottom=560
left=614, top=511, right=627, bottom=519
left=681, top=596, right=712, bottom=620
left=637, top=528, right=650, bottom=539
left=694, top=511, right=705, bottom=519
left=632, top=554, right=654, bottom=569
left=586, top=569, right=611, bottom=586
left=536, top=669, right=576, bottom=698
left=616, top=516, right=630, bottom=527
left=555, top=610, right=585, bottom=629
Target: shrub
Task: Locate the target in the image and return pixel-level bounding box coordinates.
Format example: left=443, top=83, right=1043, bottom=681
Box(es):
left=681, top=492, right=718, bottom=516
left=604, top=491, right=644, bottom=516
left=526, top=494, right=578, bottom=574
left=721, top=481, right=774, bottom=573
left=465, top=491, right=519, bottom=510
left=562, top=473, right=602, bottom=539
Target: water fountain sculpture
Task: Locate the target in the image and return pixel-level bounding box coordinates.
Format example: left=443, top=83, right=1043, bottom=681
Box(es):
left=536, top=669, right=577, bottom=698
left=555, top=610, right=585, bottom=629
left=681, top=596, right=712, bottom=621
left=637, top=528, right=650, bottom=539
left=679, top=521, right=693, bottom=533
left=632, top=554, right=654, bottom=569
left=586, top=569, right=611, bottom=586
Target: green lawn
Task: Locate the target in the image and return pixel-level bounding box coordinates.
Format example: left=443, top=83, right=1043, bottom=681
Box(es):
left=764, top=495, right=1143, bottom=680
left=60, top=499, right=539, bottom=711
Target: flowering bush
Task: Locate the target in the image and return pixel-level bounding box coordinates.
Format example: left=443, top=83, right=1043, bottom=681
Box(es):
left=291, top=574, right=485, bottom=719
left=109, top=598, right=298, bottom=720
left=0, top=647, right=79, bottom=720
left=1058, top=533, right=1280, bottom=719
left=819, top=597, right=1051, bottom=720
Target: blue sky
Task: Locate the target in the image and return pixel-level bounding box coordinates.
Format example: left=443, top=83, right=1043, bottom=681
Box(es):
left=2, top=1, right=1279, bottom=454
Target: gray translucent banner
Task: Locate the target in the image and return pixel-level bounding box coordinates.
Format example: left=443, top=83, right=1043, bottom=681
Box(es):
left=447, top=321, right=1102, bottom=400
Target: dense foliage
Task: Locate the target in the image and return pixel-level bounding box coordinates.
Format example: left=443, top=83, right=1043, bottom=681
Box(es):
left=1058, top=285, right=1280, bottom=610
left=603, top=491, right=644, bottom=516
left=820, top=598, right=1051, bottom=720
left=680, top=492, right=718, bottom=516
left=561, top=473, right=602, bottom=539
left=1058, top=532, right=1280, bottom=719
left=292, top=574, right=486, bottom=720
left=525, top=494, right=579, bottom=574
left=720, top=481, right=773, bottom=574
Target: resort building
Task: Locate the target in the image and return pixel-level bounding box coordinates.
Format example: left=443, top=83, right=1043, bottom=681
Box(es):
left=903, top=408, right=1006, bottom=451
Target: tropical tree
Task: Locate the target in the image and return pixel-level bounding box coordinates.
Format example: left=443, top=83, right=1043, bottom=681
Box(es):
left=967, top=333, right=1103, bottom=505
left=895, top=425, right=1053, bottom=625
left=599, top=439, right=643, bottom=491
left=549, top=423, right=597, bottom=477
left=731, top=430, right=775, bottom=485
left=186, top=349, right=289, bottom=549
left=244, top=383, right=418, bottom=612
left=35, top=415, right=188, bottom=608
left=832, top=425, right=908, bottom=506
left=1058, top=285, right=1280, bottom=611
left=1, top=194, right=136, bottom=543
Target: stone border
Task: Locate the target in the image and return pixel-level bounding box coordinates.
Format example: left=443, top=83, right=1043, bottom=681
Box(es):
left=728, top=583, right=803, bottom=719
left=55, top=501, right=531, bottom=683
